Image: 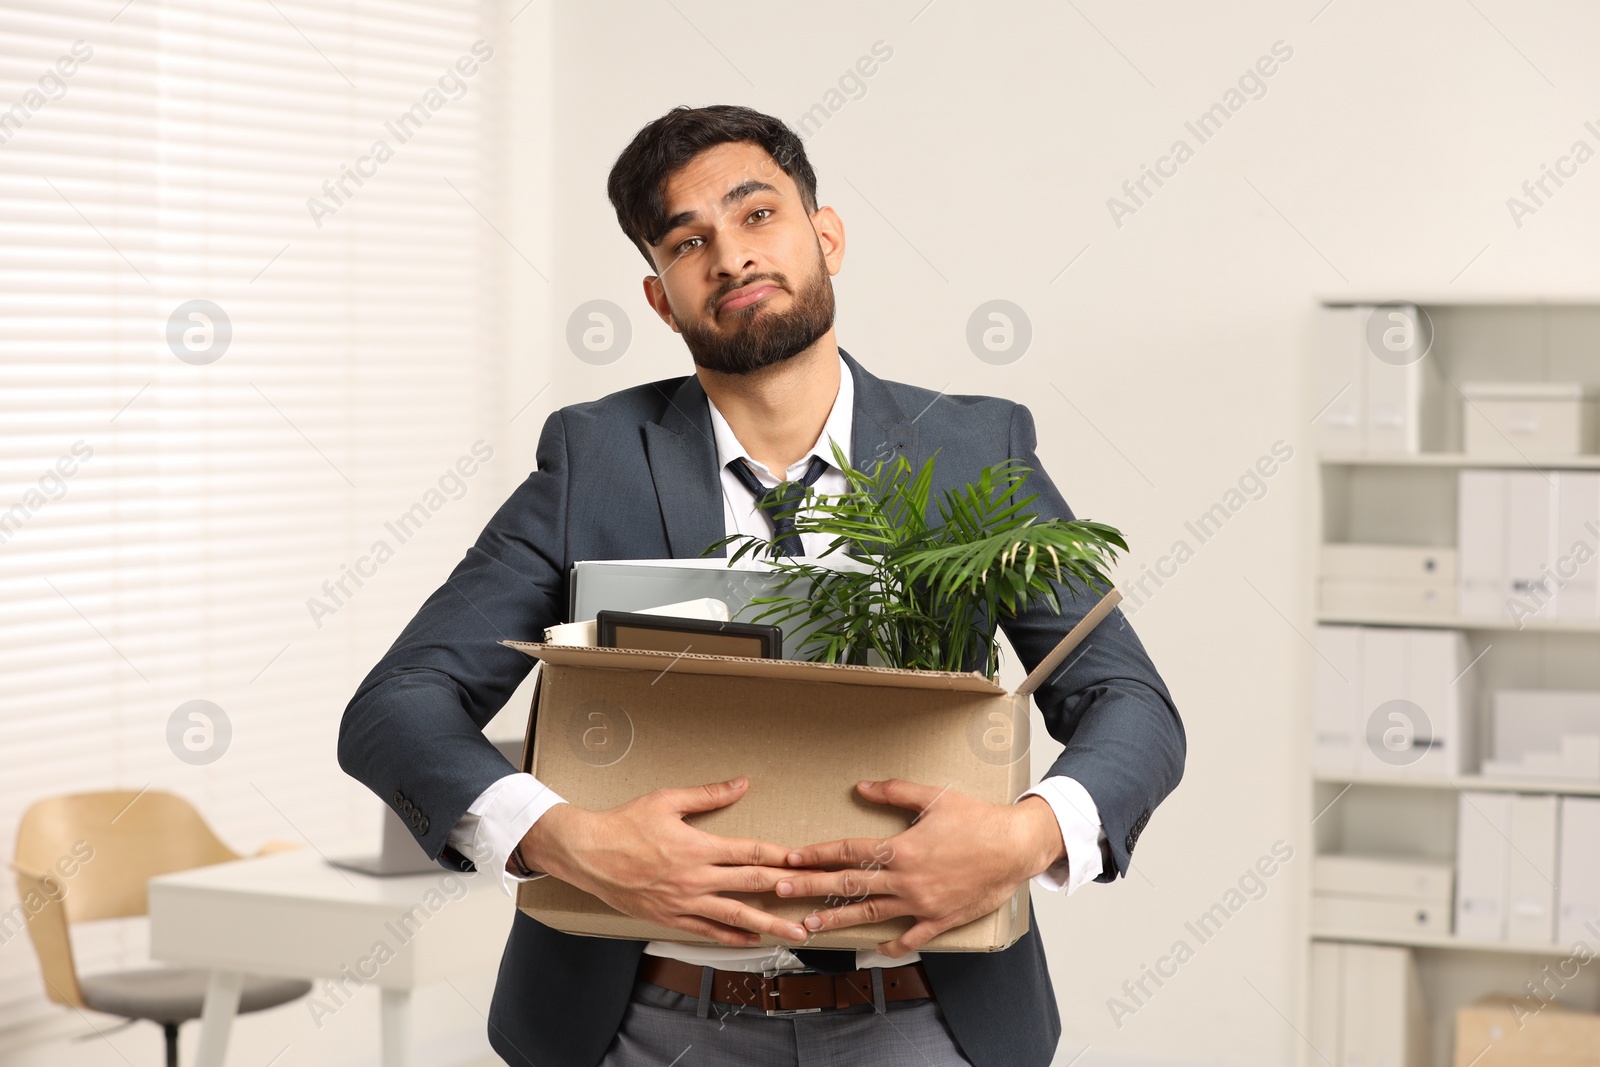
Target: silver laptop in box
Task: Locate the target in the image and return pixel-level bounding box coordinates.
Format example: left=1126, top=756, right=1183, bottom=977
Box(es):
left=569, top=557, right=868, bottom=660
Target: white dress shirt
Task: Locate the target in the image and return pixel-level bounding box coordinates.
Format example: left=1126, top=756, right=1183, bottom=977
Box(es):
left=446, top=353, right=1108, bottom=973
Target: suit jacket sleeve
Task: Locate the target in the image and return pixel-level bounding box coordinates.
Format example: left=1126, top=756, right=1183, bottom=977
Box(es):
left=337, top=410, right=571, bottom=871
left=998, top=403, right=1186, bottom=880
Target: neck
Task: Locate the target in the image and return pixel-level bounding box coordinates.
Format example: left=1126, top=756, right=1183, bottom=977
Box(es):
left=697, top=330, right=841, bottom=476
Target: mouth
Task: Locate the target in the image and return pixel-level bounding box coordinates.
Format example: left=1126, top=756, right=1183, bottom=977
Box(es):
left=717, top=282, right=781, bottom=315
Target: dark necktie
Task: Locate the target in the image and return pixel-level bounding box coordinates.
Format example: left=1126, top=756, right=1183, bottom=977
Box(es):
left=725, top=454, right=829, bottom=556
left=726, top=452, right=859, bottom=974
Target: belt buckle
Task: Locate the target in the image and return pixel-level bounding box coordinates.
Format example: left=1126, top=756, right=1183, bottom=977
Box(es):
left=762, top=974, right=823, bottom=1016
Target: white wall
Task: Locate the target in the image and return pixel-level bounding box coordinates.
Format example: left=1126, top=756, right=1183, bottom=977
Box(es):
left=517, top=1, right=1600, bottom=1064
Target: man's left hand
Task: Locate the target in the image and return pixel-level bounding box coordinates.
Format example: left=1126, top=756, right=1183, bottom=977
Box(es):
left=774, top=779, right=1064, bottom=957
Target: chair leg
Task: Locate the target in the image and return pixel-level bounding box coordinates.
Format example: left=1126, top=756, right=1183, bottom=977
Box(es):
left=163, top=1021, right=180, bottom=1067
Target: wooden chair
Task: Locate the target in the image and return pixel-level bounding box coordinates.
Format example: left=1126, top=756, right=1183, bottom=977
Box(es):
left=11, top=791, right=312, bottom=1066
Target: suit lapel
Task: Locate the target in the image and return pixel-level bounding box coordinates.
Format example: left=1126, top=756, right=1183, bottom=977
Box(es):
left=643, top=374, right=727, bottom=559
left=841, top=348, right=919, bottom=477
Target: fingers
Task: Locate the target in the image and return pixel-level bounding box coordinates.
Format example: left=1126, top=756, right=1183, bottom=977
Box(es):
left=858, top=778, right=948, bottom=815
left=701, top=897, right=808, bottom=943
left=705, top=864, right=819, bottom=895
left=774, top=867, right=897, bottom=901
left=711, top=835, right=797, bottom=870
left=662, top=776, right=751, bottom=815
left=785, top=837, right=891, bottom=870
left=668, top=915, right=764, bottom=948
left=877, top=917, right=953, bottom=957
left=800, top=895, right=917, bottom=933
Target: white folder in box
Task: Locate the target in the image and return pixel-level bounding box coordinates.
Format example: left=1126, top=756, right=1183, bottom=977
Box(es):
left=1356, top=627, right=1472, bottom=778
left=1316, top=307, right=1364, bottom=455
left=1458, top=470, right=1508, bottom=619
left=1506, top=794, right=1558, bottom=945
left=1358, top=627, right=1407, bottom=774
left=1312, top=625, right=1362, bottom=773
left=1558, top=796, right=1600, bottom=946
left=1364, top=304, right=1445, bottom=455
left=1406, top=628, right=1474, bottom=778
left=1308, top=942, right=1342, bottom=1067
left=1340, top=943, right=1430, bottom=1067
left=1554, top=472, right=1600, bottom=620
left=1506, top=471, right=1557, bottom=623
left=1456, top=791, right=1511, bottom=941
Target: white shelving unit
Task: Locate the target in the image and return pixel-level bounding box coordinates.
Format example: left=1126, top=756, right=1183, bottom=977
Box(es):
left=1314, top=772, right=1600, bottom=797
left=1316, top=611, right=1600, bottom=633
left=1308, top=299, right=1600, bottom=1067
left=1311, top=927, right=1578, bottom=957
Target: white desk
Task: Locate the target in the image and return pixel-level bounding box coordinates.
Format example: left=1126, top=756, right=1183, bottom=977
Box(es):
left=149, top=850, right=514, bottom=1067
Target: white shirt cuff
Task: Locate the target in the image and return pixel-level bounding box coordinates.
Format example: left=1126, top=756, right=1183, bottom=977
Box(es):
left=1017, top=775, right=1107, bottom=895
left=445, top=771, right=565, bottom=898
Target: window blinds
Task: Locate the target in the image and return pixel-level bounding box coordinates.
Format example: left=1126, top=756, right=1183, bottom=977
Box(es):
left=0, top=0, right=509, bottom=1047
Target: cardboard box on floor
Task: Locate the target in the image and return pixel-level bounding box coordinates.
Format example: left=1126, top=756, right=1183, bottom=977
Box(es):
left=1455, top=995, right=1600, bottom=1067
left=501, top=587, right=1122, bottom=952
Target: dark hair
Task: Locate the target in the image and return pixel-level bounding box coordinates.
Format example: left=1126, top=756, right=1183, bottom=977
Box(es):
left=607, top=105, right=818, bottom=268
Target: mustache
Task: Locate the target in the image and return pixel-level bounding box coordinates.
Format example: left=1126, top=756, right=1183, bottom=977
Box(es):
left=708, top=273, right=788, bottom=315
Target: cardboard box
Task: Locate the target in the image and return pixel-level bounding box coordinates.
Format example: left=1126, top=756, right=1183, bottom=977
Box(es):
left=502, top=589, right=1121, bottom=952
left=1455, top=996, right=1600, bottom=1067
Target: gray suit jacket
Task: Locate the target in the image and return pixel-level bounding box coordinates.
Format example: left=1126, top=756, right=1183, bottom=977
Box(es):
left=339, top=349, right=1186, bottom=1067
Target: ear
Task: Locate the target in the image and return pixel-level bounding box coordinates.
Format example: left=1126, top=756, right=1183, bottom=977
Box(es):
left=641, top=274, right=681, bottom=333
left=811, top=205, right=846, bottom=277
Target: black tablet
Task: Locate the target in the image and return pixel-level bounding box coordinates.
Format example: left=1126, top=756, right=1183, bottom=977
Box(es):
left=594, top=611, right=782, bottom=659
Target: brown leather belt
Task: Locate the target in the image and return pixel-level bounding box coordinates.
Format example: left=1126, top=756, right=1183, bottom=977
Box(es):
left=637, top=954, right=932, bottom=1015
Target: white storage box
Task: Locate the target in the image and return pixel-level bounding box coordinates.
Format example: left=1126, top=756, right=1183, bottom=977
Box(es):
left=1313, top=854, right=1454, bottom=903
left=1318, top=578, right=1456, bottom=619
left=1320, top=544, right=1457, bottom=583
left=1489, top=689, right=1600, bottom=774
left=1460, top=381, right=1598, bottom=457
left=1313, top=895, right=1451, bottom=936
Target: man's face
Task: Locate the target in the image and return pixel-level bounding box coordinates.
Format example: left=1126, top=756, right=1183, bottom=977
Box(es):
left=642, top=141, right=845, bottom=376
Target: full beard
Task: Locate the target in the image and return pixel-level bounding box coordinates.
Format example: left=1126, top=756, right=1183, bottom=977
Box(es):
left=676, top=256, right=836, bottom=377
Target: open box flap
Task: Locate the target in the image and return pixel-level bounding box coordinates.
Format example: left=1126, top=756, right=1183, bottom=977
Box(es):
left=1015, top=587, right=1123, bottom=698
left=502, top=585, right=1121, bottom=699
left=500, top=641, right=1008, bottom=694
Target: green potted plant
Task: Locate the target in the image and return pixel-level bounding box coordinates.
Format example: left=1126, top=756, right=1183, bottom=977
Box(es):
left=705, top=441, right=1127, bottom=679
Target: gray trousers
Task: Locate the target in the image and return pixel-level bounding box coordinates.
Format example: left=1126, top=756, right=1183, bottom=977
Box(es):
left=596, top=976, right=976, bottom=1066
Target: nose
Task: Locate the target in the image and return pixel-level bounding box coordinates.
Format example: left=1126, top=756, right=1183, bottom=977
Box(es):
left=709, top=211, right=758, bottom=283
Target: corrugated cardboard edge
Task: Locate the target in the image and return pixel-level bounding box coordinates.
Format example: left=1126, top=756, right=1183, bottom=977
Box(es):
left=501, top=585, right=1122, bottom=700
left=501, top=641, right=1008, bottom=693
left=1016, top=588, right=1123, bottom=697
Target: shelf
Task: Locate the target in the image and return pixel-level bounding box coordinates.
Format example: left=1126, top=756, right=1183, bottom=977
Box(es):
left=1317, top=294, right=1600, bottom=308
left=1311, top=927, right=1571, bottom=956
left=1314, top=772, right=1600, bottom=796
left=1319, top=451, right=1600, bottom=470
left=1315, top=611, right=1600, bottom=633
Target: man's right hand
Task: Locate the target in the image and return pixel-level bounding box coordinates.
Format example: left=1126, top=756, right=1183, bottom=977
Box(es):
left=516, top=775, right=811, bottom=947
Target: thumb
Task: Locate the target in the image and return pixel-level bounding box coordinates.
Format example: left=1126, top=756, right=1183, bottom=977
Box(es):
left=668, top=776, right=750, bottom=815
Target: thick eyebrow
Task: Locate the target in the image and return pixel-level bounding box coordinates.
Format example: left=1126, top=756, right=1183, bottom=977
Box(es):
left=659, top=179, right=779, bottom=239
